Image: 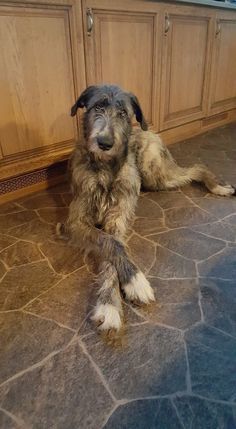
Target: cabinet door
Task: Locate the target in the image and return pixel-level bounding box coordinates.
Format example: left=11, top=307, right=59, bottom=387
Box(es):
left=0, top=2, right=85, bottom=163
left=209, top=12, right=236, bottom=115
left=83, top=0, right=161, bottom=129
left=160, top=7, right=213, bottom=130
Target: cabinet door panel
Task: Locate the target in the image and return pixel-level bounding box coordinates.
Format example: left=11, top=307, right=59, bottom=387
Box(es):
left=84, top=7, right=160, bottom=128
left=160, top=12, right=212, bottom=130
left=0, top=7, right=77, bottom=157
left=209, top=14, right=236, bottom=114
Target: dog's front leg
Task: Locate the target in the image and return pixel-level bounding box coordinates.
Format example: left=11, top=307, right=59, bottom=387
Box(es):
left=92, top=261, right=123, bottom=331
left=104, top=205, right=155, bottom=306
left=58, top=198, right=154, bottom=330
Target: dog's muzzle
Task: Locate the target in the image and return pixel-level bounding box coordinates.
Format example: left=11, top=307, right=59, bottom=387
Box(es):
left=97, top=135, right=113, bottom=151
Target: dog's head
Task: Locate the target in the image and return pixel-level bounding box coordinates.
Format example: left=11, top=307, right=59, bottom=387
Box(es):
left=71, top=84, right=148, bottom=161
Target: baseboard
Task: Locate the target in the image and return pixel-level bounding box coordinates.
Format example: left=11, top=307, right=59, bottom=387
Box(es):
left=0, top=143, right=73, bottom=181
left=1, top=110, right=236, bottom=204
left=0, top=161, right=68, bottom=205
left=160, top=109, right=236, bottom=145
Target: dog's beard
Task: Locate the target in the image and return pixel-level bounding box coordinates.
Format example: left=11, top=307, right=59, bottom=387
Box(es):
left=86, top=136, right=128, bottom=173
left=88, top=137, right=115, bottom=161
left=84, top=115, right=130, bottom=168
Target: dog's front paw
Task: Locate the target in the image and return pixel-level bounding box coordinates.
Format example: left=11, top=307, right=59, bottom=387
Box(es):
left=91, top=303, right=122, bottom=331
left=56, top=222, right=64, bottom=236
left=56, top=222, right=69, bottom=240
left=123, top=271, right=155, bottom=304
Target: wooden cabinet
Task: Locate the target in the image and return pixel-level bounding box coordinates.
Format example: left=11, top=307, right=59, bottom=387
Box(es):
left=1, top=0, right=236, bottom=201
left=160, top=6, right=213, bottom=131
left=83, top=0, right=161, bottom=128
left=208, top=11, right=236, bottom=115
left=0, top=0, right=86, bottom=179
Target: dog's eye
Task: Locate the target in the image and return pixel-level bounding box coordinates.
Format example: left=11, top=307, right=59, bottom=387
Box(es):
left=119, top=110, right=127, bottom=118
left=95, top=105, right=104, bottom=113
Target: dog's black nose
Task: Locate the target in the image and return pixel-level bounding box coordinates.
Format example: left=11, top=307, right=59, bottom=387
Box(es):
left=97, top=135, right=113, bottom=151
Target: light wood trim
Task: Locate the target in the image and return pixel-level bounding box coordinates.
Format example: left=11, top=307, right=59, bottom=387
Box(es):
left=152, top=12, right=162, bottom=131
left=0, top=6, right=75, bottom=155
left=66, top=0, right=87, bottom=137
left=160, top=121, right=201, bottom=145
left=83, top=8, right=161, bottom=128
left=2, top=109, right=235, bottom=204
left=160, top=108, right=236, bottom=145
left=0, top=0, right=80, bottom=6
left=0, top=143, right=73, bottom=180
left=82, top=0, right=160, bottom=14
left=0, top=143, right=3, bottom=160
left=0, top=0, right=86, bottom=173
left=208, top=9, right=236, bottom=115
left=160, top=6, right=214, bottom=130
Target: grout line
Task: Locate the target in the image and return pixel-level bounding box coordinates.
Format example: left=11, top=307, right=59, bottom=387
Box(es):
left=22, top=309, right=76, bottom=333
left=0, top=406, right=28, bottom=429
left=170, top=398, right=186, bottom=429
left=0, top=309, right=21, bottom=314
left=189, top=227, right=232, bottom=244
left=146, top=245, right=157, bottom=276
left=0, top=329, right=81, bottom=389
left=182, top=335, right=192, bottom=395
left=21, top=264, right=86, bottom=311
left=198, top=275, right=236, bottom=282
left=197, top=245, right=228, bottom=266
left=37, top=244, right=64, bottom=276
left=206, top=324, right=236, bottom=341
left=100, top=403, right=119, bottom=429
left=0, top=239, right=20, bottom=255
left=198, top=289, right=205, bottom=324
left=7, top=222, right=31, bottom=233
left=34, top=210, right=55, bottom=226
left=0, top=257, right=10, bottom=271
left=179, top=192, right=222, bottom=221
left=148, top=275, right=198, bottom=281
left=78, top=338, right=117, bottom=403
left=3, top=258, right=48, bottom=270
left=0, top=270, right=8, bottom=283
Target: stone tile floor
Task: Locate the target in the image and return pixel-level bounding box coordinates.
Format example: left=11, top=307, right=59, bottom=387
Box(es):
left=0, top=123, right=236, bottom=428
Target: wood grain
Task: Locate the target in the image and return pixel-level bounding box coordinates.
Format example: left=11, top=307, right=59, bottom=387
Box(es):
left=0, top=7, right=76, bottom=156
left=160, top=6, right=214, bottom=130
left=209, top=10, right=236, bottom=114
left=83, top=1, right=161, bottom=128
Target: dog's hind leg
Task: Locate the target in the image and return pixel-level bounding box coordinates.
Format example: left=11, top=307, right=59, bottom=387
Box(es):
left=92, top=261, right=123, bottom=331
left=164, top=163, right=236, bottom=196
left=137, top=133, right=236, bottom=197
left=156, top=162, right=236, bottom=196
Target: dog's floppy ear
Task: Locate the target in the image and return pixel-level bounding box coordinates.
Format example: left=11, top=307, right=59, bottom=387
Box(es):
left=71, top=85, right=98, bottom=116
left=129, top=93, right=148, bottom=131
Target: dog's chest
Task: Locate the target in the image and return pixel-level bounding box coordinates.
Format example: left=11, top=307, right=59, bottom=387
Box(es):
left=86, top=172, right=118, bottom=223
left=87, top=165, right=139, bottom=225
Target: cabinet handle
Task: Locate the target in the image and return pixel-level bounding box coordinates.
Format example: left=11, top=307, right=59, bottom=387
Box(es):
left=87, top=8, right=93, bottom=36
left=164, top=14, right=170, bottom=35
left=215, top=20, right=221, bottom=37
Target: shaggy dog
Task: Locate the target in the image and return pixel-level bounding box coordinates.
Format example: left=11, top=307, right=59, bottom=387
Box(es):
left=57, top=84, right=235, bottom=331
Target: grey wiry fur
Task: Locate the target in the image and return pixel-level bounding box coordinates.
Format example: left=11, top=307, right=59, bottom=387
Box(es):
left=57, top=84, right=235, bottom=331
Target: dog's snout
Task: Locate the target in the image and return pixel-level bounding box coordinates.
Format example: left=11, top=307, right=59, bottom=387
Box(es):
left=97, top=135, right=113, bottom=151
